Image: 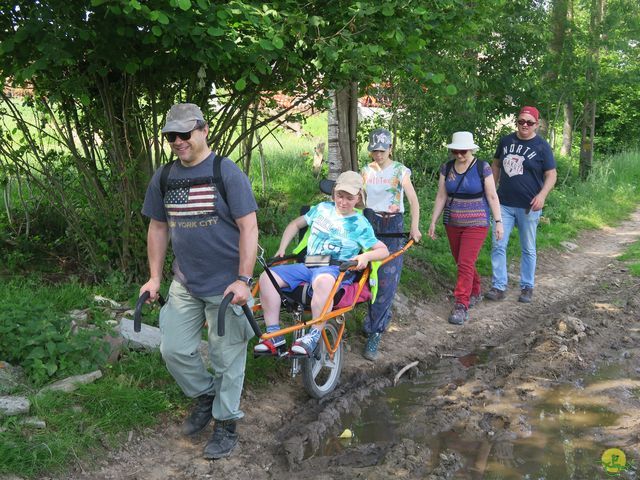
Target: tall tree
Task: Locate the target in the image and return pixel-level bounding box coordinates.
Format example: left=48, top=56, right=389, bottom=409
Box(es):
left=579, top=0, right=607, bottom=179
left=549, top=0, right=575, bottom=155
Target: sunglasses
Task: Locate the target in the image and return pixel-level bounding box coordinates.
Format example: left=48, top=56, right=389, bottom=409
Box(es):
left=451, top=149, right=469, bottom=155
left=164, top=131, right=194, bottom=142
left=517, top=119, right=537, bottom=126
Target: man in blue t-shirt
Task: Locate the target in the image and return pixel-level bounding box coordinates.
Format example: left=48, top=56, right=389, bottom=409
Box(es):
left=140, top=103, right=258, bottom=459
left=486, top=106, right=557, bottom=304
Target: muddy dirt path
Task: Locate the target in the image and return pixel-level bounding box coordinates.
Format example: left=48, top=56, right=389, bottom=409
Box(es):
left=65, top=211, right=640, bottom=480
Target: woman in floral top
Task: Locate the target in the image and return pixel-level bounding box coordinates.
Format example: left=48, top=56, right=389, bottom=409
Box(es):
left=360, top=128, right=422, bottom=361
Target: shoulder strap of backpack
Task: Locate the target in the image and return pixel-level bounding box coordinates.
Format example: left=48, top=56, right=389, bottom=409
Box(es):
left=212, top=154, right=227, bottom=205
left=444, top=159, right=455, bottom=179
left=477, top=159, right=486, bottom=193
left=159, top=160, right=177, bottom=198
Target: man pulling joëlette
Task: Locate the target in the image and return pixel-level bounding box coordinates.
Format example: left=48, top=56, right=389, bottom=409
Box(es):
left=140, top=103, right=258, bottom=459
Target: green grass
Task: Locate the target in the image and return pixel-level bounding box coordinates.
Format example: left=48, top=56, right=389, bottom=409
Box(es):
left=246, top=118, right=331, bottom=261
left=619, top=239, right=640, bottom=276
left=0, top=350, right=184, bottom=478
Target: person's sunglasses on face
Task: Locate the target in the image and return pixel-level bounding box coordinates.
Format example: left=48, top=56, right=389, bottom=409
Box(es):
left=164, top=122, right=206, bottom=142
left=164, top=131, right=194, bottom=142
left=517, top=119, right=537, bottom=127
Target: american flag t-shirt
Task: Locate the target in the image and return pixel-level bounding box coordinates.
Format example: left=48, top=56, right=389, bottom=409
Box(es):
left=165, top=181, right=217, bottom=217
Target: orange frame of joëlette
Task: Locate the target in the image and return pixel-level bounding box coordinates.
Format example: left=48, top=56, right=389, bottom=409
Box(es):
left=249, top=239, right=414, bottom=359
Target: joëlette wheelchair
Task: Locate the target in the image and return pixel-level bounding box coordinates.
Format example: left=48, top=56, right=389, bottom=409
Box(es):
left=245, top=179, right=413, bottom=399
left=134, top=179, right=413, bottom=400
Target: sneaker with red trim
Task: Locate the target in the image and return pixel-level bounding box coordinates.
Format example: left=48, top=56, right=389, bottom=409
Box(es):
left=253, top=336, right=286, bottom=357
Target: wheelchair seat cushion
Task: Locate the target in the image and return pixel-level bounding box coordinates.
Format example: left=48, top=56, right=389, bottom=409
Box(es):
left=334, top=282, right=372, bottom=309
left=280, top=270, right=369, bottom=310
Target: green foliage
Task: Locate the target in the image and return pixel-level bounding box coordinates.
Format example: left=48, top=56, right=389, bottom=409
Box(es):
left=1, top=0, right=485, bottom=279
left=376, top=0, right=550, bottom=174
left=539, top=0, right=640, bottom=155
left=1, top=0, right=638, bottom=278
left=0, top=278, right=110, bottom=387
left=0, top=350, right=183, bottom=478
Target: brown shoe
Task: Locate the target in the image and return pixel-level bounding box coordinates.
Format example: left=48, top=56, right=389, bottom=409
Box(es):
left=518, top=287, right=533, bottom=303
left=485, top=287, right=506, bottom=301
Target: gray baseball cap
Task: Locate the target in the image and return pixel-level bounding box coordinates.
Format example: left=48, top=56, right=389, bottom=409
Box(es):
left=162, top=103, right=205, bottom=133
left=367, top=128, right=393, bottom=151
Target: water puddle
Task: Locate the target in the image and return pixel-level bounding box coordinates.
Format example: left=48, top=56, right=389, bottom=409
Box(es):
left=316, top=354, right=637, bottom=478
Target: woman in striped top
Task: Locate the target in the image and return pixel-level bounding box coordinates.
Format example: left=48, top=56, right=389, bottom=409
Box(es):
left=428, top=131, right=503, bottom=325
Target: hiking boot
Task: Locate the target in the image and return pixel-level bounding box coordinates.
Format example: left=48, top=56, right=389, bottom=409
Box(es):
left=253, top=336, right=286, bottom=357
left=363, top=332, right=382, bottom=361
left=203, top=419, right=238, bottom=459
left=518, top=287, right=534, bottom=303
left=448, top=303, right=468, bottom=325
left=469, top=294, right=483, bottom=308
left=181, top=393, right=215, bottom=436
left=485, top=287, right=506, bottom=301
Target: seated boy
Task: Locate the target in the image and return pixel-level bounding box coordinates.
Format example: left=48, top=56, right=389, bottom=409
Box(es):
left=255, top=171, right=389, bottom=356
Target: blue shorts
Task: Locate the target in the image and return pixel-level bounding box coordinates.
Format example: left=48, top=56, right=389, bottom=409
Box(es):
left=270, top=264, right=354, bottom=296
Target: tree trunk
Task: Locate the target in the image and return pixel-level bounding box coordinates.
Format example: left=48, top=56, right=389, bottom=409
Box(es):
left=549, top=0, right=576, bottom=156
left=579, top=0, right=606, bottom=179
left=327, top=92, right=342, bottom=181
left=549, top=0, right=569, bottom=85
left=560, top=100, right=573, bottom=156
left=327, top=84, right=359, bottom=180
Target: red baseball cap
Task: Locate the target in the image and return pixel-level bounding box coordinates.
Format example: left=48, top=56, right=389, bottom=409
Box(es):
left=519, top=106, right=539, bottom=121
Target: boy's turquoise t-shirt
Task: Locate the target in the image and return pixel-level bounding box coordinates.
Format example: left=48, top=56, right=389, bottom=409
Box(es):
left=303, top=202, right=378, bottom=262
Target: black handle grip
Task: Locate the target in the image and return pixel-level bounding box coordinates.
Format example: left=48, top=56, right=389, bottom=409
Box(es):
left=339, top=260, right=358, bottom=272
left=375, top=232, right=411, bottom=238
left=134, top=291, right=165, bottom=333
left=217, top=292, right=262, bottom=338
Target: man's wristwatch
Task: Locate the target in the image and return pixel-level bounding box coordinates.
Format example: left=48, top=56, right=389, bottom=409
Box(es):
left=237, top=275, right=255, bottom=287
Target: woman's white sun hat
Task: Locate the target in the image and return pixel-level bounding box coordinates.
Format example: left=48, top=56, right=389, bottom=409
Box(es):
left=446, top=131, right=479, bottom=150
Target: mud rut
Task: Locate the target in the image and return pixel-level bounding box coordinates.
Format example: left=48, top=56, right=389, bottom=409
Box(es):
left=66, top=211, right=640, bottom=480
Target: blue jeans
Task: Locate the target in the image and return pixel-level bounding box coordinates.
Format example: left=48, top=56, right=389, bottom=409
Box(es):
left=490, top=205, right=542, bottom=291
left=363, top=213, right=404, bottom=334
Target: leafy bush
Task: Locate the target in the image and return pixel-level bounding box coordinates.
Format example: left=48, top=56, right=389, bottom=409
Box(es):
left=0, top=280, right=110, bottom=387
